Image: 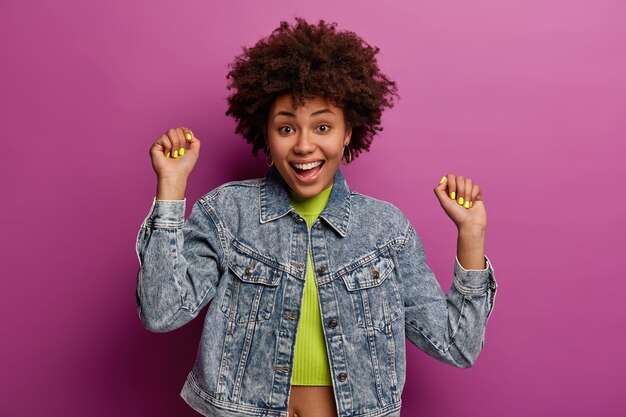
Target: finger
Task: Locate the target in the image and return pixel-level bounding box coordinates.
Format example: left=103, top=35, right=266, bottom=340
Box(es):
left=455, top=175, right=465, bottom=205
left=166, top=128, right=181, bottom=158
left=438, top=175, right=448, bottom=190
left=174, top=127, right=186, bottom=156
left=447, top=173, right=457, bottom=200
left=182, top=126, right=201, bottom=153
left=472, top=184, right=483, bottom=203
left=434, top=175, right=449, bottom=200
left=181, top=126, right=194, bottom=145
left=463, top=177, right=473, bottom=208
left=150, top=136, right=164, bottom=153
left=156, top=133, right=172, bottom=158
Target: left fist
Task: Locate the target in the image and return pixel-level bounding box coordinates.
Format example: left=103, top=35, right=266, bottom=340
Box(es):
left=434, top=174, right=487, bottom=231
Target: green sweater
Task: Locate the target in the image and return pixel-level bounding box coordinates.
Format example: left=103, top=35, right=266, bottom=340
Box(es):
left=288, top=184, right=333, bottom=386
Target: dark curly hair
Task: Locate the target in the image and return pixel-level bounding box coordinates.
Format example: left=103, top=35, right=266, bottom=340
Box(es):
left=224, top=17, right=400, bottom=161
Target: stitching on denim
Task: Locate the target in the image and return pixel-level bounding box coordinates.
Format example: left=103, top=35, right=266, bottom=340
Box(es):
left=198, top=199, right=227, bottom=275
left=452, top=277, right=488, bottom=296
left=395, top=222, right=414, bottom=253
left=407, top=320, right=453, bottom=354
left=335, top=245, right=395, bottom=277
left=170, top=230, right=184, bottom=306
left=449, top=296, right=466, bottom=339
left=178, top=200, right=228, bottom=313
left=187, top=371, right=282, bottom=416
left=230, top=239, right=286, bottom=272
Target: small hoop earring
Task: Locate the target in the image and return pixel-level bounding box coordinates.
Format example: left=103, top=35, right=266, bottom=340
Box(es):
left=342, top=145, right=352, bottom=164
left=265, top=150, right=273, bottom=167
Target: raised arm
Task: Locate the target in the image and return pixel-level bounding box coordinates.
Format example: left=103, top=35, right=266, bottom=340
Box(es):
left=135, top=197, right=224, bottom=332
left=135, top=126, right=223, bottom=332
left=398, top=222, right=497, bottom=368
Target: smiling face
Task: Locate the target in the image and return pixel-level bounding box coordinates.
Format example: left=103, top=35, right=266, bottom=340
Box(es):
left=266, top=94, right=352, bottom=198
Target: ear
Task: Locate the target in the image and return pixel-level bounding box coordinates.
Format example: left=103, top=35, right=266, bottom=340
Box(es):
left=344, top=125, right=352, bottom=147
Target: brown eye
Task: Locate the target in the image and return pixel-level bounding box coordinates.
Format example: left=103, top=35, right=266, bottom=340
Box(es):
left=279, top=126, right=293, bottom=134
left=317, top=124, right=330, bottom=133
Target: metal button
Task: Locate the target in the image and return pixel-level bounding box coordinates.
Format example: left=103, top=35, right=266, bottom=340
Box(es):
left=317, top=265, right=327, bottom=274
left=338, top=372, right=347, bottom=381
left=245, top=263, right=254, bottom=276
left=328, top=319, right=338, bottom=328
left=372, top=267, right=380, bottom=279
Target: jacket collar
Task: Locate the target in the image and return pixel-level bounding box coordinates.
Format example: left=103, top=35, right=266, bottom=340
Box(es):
left=259, top=166, right=351, bottom=237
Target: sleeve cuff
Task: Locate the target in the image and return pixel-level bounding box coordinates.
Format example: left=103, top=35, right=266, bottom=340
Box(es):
left=453, top=254, right=497, bottom=296
left=144, top=196, right=186, bottom=229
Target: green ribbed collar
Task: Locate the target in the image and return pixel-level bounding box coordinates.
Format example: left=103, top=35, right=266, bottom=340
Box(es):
left=288, top=183, right=333, bottom=216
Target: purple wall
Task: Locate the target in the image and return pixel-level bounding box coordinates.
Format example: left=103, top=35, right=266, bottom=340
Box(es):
left=2, top=0, right=624, bottom=416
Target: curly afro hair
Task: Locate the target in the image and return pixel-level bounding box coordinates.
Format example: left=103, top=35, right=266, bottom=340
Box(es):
left=224, top=17, right=400, bottom=161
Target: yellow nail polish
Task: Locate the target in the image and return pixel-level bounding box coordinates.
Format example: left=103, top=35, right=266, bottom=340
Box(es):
left=179, top=147, right=184, bottom=156
left=439, top=176, right=447, bottom=184
left=458, top=197, right=464, bottom=205
left=450, top=191, right=456, bottom=200
left=464, top=200, right=470, bottom=209
left=469, top=201, right=473, bottom=208
left=166, top=151, right=170, bottom=158
left=185, top=133, right=192, bottom=141
left=173, top=150, right=178, bottom=158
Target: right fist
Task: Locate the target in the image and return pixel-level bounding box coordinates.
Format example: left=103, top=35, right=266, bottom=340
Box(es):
left=150, top=127, right=201, bottom=179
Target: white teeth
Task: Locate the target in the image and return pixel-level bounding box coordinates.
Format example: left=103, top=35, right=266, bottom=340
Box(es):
left=292, top=161, right=323, bottom=170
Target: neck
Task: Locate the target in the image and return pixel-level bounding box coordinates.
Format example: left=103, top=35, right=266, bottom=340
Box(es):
left=288, top=183, right=334, bottom=215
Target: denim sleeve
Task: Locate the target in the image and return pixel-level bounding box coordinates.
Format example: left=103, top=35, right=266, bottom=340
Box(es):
left=135, top=197, right=224, bottom=333
left=398, top=223, right=497, bottom=368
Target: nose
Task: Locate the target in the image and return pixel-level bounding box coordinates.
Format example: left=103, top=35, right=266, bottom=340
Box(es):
left=293, top=130, right=316, bottom=155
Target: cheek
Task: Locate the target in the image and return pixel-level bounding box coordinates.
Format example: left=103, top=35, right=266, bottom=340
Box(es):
left=267, top=142, right=287, bottom=159
left=329, top=143, right=346, bottom=159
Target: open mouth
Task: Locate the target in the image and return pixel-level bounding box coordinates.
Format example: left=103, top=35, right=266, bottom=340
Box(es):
left=289, top=160, right=325, bottom=181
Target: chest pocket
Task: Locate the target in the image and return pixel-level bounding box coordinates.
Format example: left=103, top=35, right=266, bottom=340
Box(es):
left=220, top=243, right=282, bottom=324
left=338, top=252, right=402, bottom=333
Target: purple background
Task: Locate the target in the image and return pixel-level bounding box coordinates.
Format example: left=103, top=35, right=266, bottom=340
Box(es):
left=2, top=0, right=625, bottom=416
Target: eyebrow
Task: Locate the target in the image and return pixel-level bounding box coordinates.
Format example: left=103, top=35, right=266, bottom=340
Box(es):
left=273, top=108, right=335, bottom=120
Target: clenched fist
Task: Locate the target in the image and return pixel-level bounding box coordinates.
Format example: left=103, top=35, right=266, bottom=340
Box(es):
left=434, top=173, right=487, bottom=232
left=150, top=127, right=201, bottom=200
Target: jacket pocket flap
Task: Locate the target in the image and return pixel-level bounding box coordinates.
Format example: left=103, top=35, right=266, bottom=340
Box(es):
left=228, top=244, right=281, bottom=286
left=338, top=253, right=395, bottom=291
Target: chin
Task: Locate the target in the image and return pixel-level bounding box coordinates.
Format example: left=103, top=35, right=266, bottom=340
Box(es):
left=289, top=183, right=325, bottom=198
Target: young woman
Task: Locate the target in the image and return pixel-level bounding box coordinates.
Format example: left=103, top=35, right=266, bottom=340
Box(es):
left=136, top=17, right=497, bottom=417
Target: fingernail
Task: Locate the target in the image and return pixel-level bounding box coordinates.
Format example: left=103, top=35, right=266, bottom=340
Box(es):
left=464, top=200, right=470, bottom=209
left=173, top=150, right=178, bottom=158
left=166, top=151, right=171, bottom=158
left=439, top=176, right=447, bottom=184
left=469, top=201, right=473, bottom=208
left=185, top=132, right=192, bottom=141
left=179, top=147, right=185, bottom=156
left=458, top=197, right=464, bottom=205
left=450, top=191, right=456, bottom=200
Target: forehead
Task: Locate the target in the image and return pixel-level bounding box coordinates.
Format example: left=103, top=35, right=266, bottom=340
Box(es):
left=270, top=94, right=340, bottom=114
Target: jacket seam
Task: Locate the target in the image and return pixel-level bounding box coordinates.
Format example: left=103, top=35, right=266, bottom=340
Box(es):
left=452, top=278, right=489, bottom=296
left=198, top=196, right=228, bottom=275
left=177, top=199, right=227, bottom=314
left=399, top=221, right=466, bottom=354
left=334, top=241, right=398, bottom=278
left=187, top=371, right=283, bottom=416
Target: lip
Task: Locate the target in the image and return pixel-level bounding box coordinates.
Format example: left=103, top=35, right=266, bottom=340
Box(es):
left=289, top=160, right=325, bottom=184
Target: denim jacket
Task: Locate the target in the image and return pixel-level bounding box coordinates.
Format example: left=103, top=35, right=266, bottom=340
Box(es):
left=135, top=167, right=497, bottom=417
